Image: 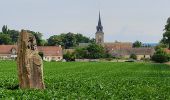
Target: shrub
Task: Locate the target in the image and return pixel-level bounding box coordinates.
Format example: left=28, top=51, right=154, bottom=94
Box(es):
left=63, top=52, right=75, bottom=62
left=130, top=54, right=137, bottom=60
left=152, top=48, right=169, bottom=63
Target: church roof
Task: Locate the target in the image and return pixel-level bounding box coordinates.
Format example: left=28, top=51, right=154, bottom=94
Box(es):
left=96, top=11, right=103, bottom=32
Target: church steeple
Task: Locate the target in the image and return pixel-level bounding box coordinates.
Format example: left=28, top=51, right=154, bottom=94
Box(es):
left=95, top=11, right=104, bottom=45
left=96, top=11, right=103, bottom=32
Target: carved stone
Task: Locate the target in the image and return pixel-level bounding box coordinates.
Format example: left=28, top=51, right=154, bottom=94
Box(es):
left=17, top=30, right=45, bottom=89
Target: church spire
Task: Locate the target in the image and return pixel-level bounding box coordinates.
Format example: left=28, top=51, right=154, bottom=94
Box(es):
left=96, top=11, right=103, bottom=32
left=98, top=11, right=102, bottom=26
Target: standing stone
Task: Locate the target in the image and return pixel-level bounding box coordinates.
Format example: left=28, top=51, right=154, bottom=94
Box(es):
left=17, top=30, right=45, bottom=89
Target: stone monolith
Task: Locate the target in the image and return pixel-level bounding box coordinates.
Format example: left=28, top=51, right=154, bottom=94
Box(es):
left=17, top=30, right=45, bottom=89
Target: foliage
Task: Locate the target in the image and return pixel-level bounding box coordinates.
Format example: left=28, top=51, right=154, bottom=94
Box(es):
left=0, top=25, right=19, bottom=44
left=133, top=41, right=142, bottom=48
left=86, top=43, right=105, bottom=59
left=1, top=61, right=170, bottom=99
left=48, top=33, right=92, bottom=48
left=155, top=43, right=167, bottom=51
left=75, top=33, right=91, bottom=45
left=161, top=17, right=170, bottom=49
left=8, top=30, right=19, bottom=43
left=130, top=54, right=137, bottom=60
left=64, top=32, right=76, bottom=49
left=2, top=25, right=8, bottom=34
left=0, top=34, right=12, bottom=45
left=63, top=52, right=76, bottom=61
left=75, top=47, right=88, bottom=59
left=75, top=43, right=105, bottom=59
left=151, top=48, right=170, bottom=63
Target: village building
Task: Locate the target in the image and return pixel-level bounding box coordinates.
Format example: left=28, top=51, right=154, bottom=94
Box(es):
left=95, top=12, right=155, bottom=60
left=0, top=45, right=63, bottom=61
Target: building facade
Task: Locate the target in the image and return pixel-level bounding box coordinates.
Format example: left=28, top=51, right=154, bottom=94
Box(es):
left=0, top=45, right=63, bottom=61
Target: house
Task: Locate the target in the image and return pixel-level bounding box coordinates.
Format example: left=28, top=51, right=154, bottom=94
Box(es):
left=0, top=45, right=17, bottom=60
left=38, top=46, right=63, bottom=61
left=104, top=42, right=133, bottom=51
left=109, top=48, right=155, bottom=60
left=0, top=45, right=63, bottom=61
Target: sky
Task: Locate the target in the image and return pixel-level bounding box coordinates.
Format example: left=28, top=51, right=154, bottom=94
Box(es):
left=0, top=0, right=170, bottom=43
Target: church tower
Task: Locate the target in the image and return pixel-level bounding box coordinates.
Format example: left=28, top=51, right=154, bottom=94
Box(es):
left=95, top=12, right=104, bottom=45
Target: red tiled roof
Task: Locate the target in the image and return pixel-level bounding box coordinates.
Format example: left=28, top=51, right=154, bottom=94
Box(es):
left=0, top=45, right=17, bottom=54
left=38, top=46, right=62, bottom=56
left=104, top=42, right=133, bottom=50
left=0, top=45, right=62, bottom=56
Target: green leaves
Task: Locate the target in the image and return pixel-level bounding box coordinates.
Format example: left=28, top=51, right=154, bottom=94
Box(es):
left=1, top=61, right=170, bottom=99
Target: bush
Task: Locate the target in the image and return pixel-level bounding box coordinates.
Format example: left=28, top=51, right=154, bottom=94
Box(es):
left=63, top=52, right=75, bottom=62
left=151, top=49, right=170, bottom=63
left=130, top=54, right=137, bottom=60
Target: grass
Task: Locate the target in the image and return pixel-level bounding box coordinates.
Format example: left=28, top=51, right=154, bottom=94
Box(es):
left=0, top=61, right=170, bottom=99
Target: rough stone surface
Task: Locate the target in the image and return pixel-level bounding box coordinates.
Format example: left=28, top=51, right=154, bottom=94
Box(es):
left=17, top=30, right=45, bottom=89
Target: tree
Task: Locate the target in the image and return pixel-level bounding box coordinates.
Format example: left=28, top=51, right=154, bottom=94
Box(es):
left=75, top=47, right=88, bottom=59
left=161, top=17, right=170, bottom=49
left=8, top=30, right=19, bottom=43
left=2, top=25, right=8, bottom=34
left=133, top=41, right=142, bottom=48
left=47, top=32, right=93, bottom=48
left=86, top=43, right=105, bottom=59
left=47, top=34, right=65, bottom=46
left=75, top=33, right=91, bottom=44
left=63, top=32, right=76, bottom=49
left=63, top=52, right=76, bottom=61
left=152, top=48, right=169, bottom=63
left=0, top=34, right=12, bottom=44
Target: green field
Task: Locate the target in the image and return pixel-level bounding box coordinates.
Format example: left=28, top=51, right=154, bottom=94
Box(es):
left=1, top=61, right=170, bottom=99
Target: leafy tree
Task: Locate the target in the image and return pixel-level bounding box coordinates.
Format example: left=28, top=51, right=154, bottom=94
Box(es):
left=133, top=41, right=142, bottom=48
left=152, top=48, right=170, bottom=63
left=41, top=39, right=48, bottom=46
left=155, top=43, right=167, bottom=51
left=63, top=32, right=76, bottom=49
left=48, top=34, right=65, bottom=46
left=8, top=30, right=19, bottom=43
left=75, top=48, right=88, bottom=59
left=86, top=43, right=105, bottom=59
left=75, top=33, right=91, bottom=44
left=47, top=32, right=93, bottom=48
left=2, top=25, right=8, bottom=34
left=161, top=17, right=170, bottom=49
left=0, top=34, right=12, bottom=44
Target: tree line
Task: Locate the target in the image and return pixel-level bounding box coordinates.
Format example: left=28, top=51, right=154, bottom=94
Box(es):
left=0, top=25, right=94, bottom=49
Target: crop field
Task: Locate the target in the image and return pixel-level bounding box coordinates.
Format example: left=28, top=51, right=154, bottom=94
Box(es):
left=1, top=61, right=170, bottom=99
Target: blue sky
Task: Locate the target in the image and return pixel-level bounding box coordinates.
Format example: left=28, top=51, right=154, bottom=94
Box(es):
left=0, top=0, right=170, bottom=43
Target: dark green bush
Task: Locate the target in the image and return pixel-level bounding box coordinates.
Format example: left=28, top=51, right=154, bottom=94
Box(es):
left=152, top=48, right=170, bottom=63
left=130, top=54, right=137, bottom=60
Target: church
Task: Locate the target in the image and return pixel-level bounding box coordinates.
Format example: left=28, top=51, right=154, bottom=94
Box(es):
left=95, top=12, right=155, bottom=60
